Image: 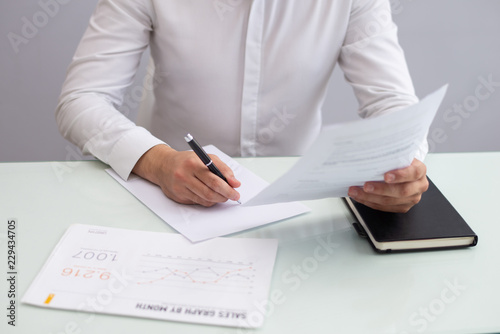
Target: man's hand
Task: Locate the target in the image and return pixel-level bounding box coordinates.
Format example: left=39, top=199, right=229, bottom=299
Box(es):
left=132, top=144, right=241, bottom=207
left=348, top=159, right=429, bottom=213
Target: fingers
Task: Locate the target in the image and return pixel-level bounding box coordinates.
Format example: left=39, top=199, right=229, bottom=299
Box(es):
left=191, top=165, right=241, bottom=204
left=163, top=152, right=240, bottom=207
left=132, top=146, right=241, bottom=207
left=211, top=155, right=241, bottom=188
left=161, top=185, right=215, bottom=207
left=384, top=158, right=427, bottom=184
left=167, top=177, right=232, bottom=207
left=361, top=176, right=428, bottom=200
left=348, top=184, right=424, bottom=213
left=348, top=190, right=421, bottom=213
left=348, top=159, right=429, bottom=213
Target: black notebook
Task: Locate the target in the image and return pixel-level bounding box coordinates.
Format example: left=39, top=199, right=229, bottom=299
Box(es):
left=343, top=177, right=478, bottom=253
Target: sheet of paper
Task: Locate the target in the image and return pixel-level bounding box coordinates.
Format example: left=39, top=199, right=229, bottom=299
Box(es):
left=106, top=146, right=309, bottom=242
left=22, top=224, right=278, bottom=328
left=245, top=85, right=448, bottom=206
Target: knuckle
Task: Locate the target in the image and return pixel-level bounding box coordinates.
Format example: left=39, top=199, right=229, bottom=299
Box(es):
left=172, top=168, right=182, bottom=179
left=421, top=178, right=430, bottom=192
left=398, top=183, right=414, bottom=198
left=182, top=154, right=200, bottom=168
left=410, top=194, right=422, bottom=206
left=420, top=163, right=427, bottom=175
left=209, top=154, right=220, bottom=163
left=186, top=158, right=199, bottom=169
left=172, top=170, right=187, bottom=183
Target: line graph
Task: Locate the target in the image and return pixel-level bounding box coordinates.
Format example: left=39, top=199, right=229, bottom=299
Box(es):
left=23, top=225, right=278, bottom=328
left=132, top=253, right=256, bottom=294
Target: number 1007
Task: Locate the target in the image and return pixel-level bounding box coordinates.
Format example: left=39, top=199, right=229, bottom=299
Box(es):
left=72, top=250, right=118, bottom=262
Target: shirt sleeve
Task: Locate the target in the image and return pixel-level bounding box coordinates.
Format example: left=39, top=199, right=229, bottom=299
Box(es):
left=56, top=0, right=165, bottom=180
left=338, top=0, right=427, bottom=160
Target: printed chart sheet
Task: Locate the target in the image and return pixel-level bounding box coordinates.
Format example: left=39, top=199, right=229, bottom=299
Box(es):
left=23, top=224, right=279, bottom=328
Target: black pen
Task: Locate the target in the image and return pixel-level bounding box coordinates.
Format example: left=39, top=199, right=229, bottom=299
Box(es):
left=184, top=133, right=241, bottom=204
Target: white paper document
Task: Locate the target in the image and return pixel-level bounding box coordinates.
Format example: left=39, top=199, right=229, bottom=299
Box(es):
left=106, top=146, right=309, bottom=242
left=22, top=224, right=279, bottom=328
left=245, top=85, right=448, bottom=206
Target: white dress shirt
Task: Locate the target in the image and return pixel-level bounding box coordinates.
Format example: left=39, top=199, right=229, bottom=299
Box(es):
left=56, top=0, right=421, bottom=180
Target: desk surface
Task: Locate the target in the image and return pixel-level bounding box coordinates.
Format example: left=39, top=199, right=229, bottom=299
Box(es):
left=1, top=152, right=499, bottom=334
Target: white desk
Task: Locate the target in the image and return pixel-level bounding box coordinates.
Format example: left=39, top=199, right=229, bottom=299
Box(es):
left=1, top=152, right=499, bottom=334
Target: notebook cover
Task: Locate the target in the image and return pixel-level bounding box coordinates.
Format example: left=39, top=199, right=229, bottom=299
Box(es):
left=344, top=177, right=478, bottom=253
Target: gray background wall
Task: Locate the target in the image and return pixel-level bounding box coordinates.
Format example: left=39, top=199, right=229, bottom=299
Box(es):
left=1, top=0, right=499, bottom=163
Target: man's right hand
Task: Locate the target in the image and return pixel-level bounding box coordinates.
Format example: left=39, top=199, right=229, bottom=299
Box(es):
left=132, top=144, right=241, bottom=207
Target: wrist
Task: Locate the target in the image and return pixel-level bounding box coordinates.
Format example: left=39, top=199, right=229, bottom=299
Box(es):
left=132, top=144, right=176, bottom=185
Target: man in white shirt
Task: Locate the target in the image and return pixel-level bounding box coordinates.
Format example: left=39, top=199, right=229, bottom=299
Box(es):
left=56, top=0, right=429, bottom=212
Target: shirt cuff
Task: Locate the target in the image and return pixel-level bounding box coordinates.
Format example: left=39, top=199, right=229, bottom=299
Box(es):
left=414, top=137, right=429, bottom=163
left=108, top=127, right=166, bottom=181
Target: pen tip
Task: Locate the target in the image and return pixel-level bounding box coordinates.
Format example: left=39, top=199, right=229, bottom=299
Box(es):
left=184, top=133, right=193, bottom=142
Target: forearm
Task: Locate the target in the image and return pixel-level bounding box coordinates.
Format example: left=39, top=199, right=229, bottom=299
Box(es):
left=56, top=93, right=165, bottom=179
left=339, top=0, right=418, bottom=118
left=55, top=0, right=161, bottom=180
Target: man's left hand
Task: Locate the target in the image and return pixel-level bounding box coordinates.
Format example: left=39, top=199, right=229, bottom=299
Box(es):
left=348, top=159, right=429, bottom=213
